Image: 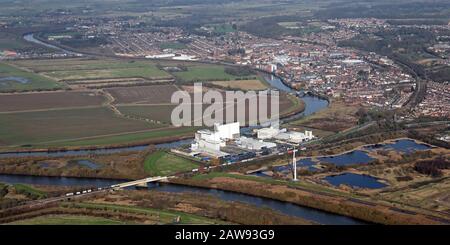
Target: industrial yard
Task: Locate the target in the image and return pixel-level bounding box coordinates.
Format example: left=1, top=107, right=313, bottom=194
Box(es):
left=0, top=0, right=449, bottom=232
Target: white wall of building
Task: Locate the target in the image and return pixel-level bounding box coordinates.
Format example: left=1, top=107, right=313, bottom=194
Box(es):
left=191, top=122, right=241, bottom=156
left=237, top=137, right=277, bottom=150
left=214, top=122, right=240, bottom=140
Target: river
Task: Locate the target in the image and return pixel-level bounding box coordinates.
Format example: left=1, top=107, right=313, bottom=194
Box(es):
left=0, top=37, right=355, bottom=225
left=23, top=33, right=81, bottom=56
left=0, top=174, right=366, bottom=225
left=0, top=74, right=328, bottom=158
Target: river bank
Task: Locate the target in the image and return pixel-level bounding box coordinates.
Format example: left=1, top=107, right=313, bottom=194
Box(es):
left=168, top=175, right=443, bottom=225
left=0, top=73, right=325, bottom=157
left=0, top=173, right=361, bottom=225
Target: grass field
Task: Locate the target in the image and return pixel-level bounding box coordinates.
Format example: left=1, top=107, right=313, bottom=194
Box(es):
left=280, top=93, right=305, bottom=115
left=42, top=126, right=198, bottom=147
left=10, top=58, right=166, bottom=72
left=0, top=62, right=61, bottom=92
left=68, top=202, right=224, bottom=224
left=0, top=91, right=105, bottom=112
left=12, top=184, right=47, bottom=199
left=116, top=93, right=303, bottom=126
left=210, top=79, right=268, bottom=90
left=42, top=67, right=169, bottom=81
left=159, top=42, right=187, bottom=50
left=0, top=107, right=160, bottom=147
left=107, top=84, right=179, bottom=104
left=8, top=215, right=126, bottom=225
left=144, top=151, right=199, bottom=176
left=0, top=57, right=300, bottom=149
left=0, top=32, right=34, bottom=50
left=117, top=105, right=175, bottom=123
left=9, top=58, right=171, bottom=82
left=173, top=65, right=255, bottom=82
left=288, top=100, right=358, bottom=132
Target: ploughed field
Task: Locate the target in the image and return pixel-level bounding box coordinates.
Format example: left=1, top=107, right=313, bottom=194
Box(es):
left=0, top=58, right=304, bottom=149
left=0, top=107, right=159, bottom=146
left=0, top=91, right=105, bottom=112
left=106, top=84, right=179, bottom=104
left=115, top=92, right=302, bottom=125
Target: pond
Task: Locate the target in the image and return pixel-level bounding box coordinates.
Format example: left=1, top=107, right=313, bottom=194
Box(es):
left=273, top=158, right=318, bottom=172
left=69, top=159, right=102, bottom=170
left=38, top=162, right=52, bottom=168
left=365, top=139, right=432, bottom=153
left=0, top=76, right=30, bottom=85
left=324, top=173, right=387, bottom=189
left=250, top=171, right=272, bottom=178
left=318, top=150, right=375, bottom=166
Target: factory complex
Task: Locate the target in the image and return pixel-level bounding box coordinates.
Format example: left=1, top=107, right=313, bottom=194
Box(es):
left=185, top=122, right=315, bottom=164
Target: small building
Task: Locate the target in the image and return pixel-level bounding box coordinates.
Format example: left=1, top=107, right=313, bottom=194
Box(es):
left=257, top=126, right=283, bottom=139
left=236, top=137, right=277, bottom=151
left=256, top=126, right=314, bottom=144
left=274, top=131, right=314, bottom=144
left=191, top=122, right=240, bottom=157
left=214, top=122, right=240, bottom=140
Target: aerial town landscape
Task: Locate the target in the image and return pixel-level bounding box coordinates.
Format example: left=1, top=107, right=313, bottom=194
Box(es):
left=0, top=0, right=449, bottom=230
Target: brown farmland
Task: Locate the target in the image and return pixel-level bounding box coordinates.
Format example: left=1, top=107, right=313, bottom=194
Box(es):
left=106, top=85, right=179, bottom=104
left=0, top=91, right=106, bottom=112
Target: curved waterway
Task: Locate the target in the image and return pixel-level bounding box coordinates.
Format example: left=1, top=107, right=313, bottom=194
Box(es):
left=23, top=33, right=81, bottom=55
left=0, top=75, right=328, bottom=158
left=0, top=174, right=366, bottom=225
left=3, top=40, right=359, bottom=224
left=262, top=74, right=329, bottom=118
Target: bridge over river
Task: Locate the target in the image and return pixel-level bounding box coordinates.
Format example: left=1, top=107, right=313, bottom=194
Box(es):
left=110, top=176, right=170, bottom=189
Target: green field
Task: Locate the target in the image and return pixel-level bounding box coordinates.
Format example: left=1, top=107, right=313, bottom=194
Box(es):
left=0, top=63, right=61, bottom=92
left=199, top=24, right=236, bottom=34
left=159, top=42, right=187, bottom=50
left=42, top=66, right=169, bottom=81
left=144, top=151, right=199, bottom=176
left=173, top=65, right=255, bottom=82
left=0, top=32, right=34, bottom=50
left=117, top=105, right=175, bottom=124
left=9, top=58, right=171, bottom=81
left=12, top=184, right=47, bottom=199
left=11, top=59, right=165, bottom=72
left=0, top=107, right=161, bottom=147
left=67, top=202, right=225, bottom=224
left=8, top=215, right=126, bottom=225
left=38, top=126, right=198, bottom=148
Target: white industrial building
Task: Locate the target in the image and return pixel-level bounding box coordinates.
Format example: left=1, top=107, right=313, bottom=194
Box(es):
left=257, top=127, right=286, bottom=139
left=191, top=122, right=240, bottom=157
left=256, top=126, right=314, bottom=144
left=214, top=122, right=240, bottom=140
left=236, top=137, right=277, bottom=151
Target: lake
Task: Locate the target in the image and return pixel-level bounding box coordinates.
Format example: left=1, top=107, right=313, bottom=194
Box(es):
left=365, top=139, right=432, bottom=153
left=318, top=150, right=375, bottom=166
left=324, top=173, right=387, bottom=189
left=69, top=159, right=102, bottom=170
left=0, top=76, right=30, bottom=85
